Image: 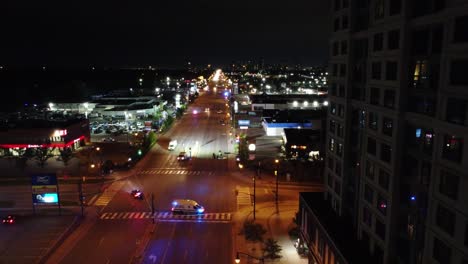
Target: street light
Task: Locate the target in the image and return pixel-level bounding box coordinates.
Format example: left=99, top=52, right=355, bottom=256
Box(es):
left=275, top=159, right=279, bottom=207
left=235, top=251, right=264, bottom=264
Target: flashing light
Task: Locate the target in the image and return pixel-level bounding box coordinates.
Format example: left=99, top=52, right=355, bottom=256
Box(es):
left=172, top=201, right=178, bottom=206
left=197, top=208, right=205, bottom=213
left=410, top=195, right=416, bottom=201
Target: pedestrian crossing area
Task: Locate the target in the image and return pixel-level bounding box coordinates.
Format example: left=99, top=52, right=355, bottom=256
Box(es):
left=236, top=186, right=252, bottom=207
left=94, top=181, right=125, bottom=206
left=139, top=169, right=214, bottom=176
left=99, top=211, right=232, bottom=223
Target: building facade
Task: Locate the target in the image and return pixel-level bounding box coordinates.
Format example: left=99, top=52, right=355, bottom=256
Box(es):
left=326, top=1, right=468, bottom=264
left=0, top=119, right=89, bottom=155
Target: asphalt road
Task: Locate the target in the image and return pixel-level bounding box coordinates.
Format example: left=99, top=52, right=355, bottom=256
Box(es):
left=59, top=87, right=239, bottom=264
left=56, top=85, right=319, bottom=264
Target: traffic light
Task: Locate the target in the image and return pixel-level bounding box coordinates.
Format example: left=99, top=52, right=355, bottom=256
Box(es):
left=138, top=149, right=142, bottom=156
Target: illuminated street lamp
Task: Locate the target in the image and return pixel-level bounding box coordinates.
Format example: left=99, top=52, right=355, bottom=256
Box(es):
left=248, top=144, right=256, bottom=152
left=235, top=252, right=264, bottom=264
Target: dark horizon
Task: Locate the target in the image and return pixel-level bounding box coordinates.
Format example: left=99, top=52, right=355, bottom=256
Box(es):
left=1, top=1, right=330, bottom=68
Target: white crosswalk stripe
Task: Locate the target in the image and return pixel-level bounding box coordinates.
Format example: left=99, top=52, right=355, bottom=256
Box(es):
left=139, top=170, right=214, bottom=176
left=94, top=181, right=125, bottom=206
left=99, top=211, right=232, bottom=222
left=236, top=186, right=252, bottom=207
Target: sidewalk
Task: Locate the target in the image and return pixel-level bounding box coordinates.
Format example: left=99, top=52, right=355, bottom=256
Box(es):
left=233, top=201, right=307, bottom=264
left=231, top=161, right=308, bottom=264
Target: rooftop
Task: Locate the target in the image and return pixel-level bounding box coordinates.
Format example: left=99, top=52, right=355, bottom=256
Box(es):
left=283, top=128, right=321, bottom=145
left=250, top=94, right=327, bottom=104
left=299, top=192, right=375, bottom=264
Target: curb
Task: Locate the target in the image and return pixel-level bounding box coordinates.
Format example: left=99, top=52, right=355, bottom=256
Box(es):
left=38, top=215, right=82, bottom=264
left=129, top=220, right=156, bottom=264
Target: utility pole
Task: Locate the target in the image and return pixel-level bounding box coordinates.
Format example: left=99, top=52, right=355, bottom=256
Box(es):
left=253, top=175, right=256, bottom=221
left=275, top=159, right=279, bottom=208
left=78, top=181, right=84, bottom=216
left=151, top=193, right=155, bottom=223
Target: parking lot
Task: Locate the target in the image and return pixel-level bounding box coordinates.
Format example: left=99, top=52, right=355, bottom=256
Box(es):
left=89, top=118, right=157, bottom=143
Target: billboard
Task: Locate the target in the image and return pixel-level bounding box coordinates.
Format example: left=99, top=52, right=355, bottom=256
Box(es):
left=31, top=174, right=59, bottom=205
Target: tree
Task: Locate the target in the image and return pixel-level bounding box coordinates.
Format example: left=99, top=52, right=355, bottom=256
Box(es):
left=143, top=131, right=157, bottom=150
left=33, top=147, right=55, bottom=168
left=238, top=133, right=249, bottom=163
left=175, top=107, right=186, bottom=119
left=263, top=238, right=282, bottom=259
left=59, top=147, right=74, bottom=167
left=240, top=220, right=266, bottom=242
left=15, top=148, right=35, bottom=170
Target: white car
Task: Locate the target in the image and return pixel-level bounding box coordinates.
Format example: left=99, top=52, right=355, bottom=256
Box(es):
left=171, top=199, right=204, bottom=214
left=168, top=140, right=177, bottom=151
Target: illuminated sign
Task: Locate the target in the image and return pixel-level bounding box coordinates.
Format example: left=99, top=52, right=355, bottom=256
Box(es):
left=53, top=130, right=67, bottom=137
left=238, top=120, right=250, bottom=126
left=32, top=193, right=58, bottom=204
left=31, top=174, right=59, bottom=205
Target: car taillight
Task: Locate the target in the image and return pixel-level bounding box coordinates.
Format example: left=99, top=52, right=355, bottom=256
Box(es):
left=9, top=220, right=13, bottom=223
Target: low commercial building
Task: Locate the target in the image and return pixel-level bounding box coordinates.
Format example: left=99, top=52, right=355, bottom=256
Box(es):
left=0, top=118, right=89, bottom=155
left=250, top=94, right=328, bottom=111
left=282, top=128, right=322, bottom=161
left=262, top=109, right=326, bottom=136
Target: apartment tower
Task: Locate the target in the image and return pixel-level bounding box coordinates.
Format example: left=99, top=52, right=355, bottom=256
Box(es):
left=326, top=0, right=468, bottom=263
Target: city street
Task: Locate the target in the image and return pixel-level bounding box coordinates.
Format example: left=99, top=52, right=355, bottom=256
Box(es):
left=55, top=87, right=239, bottom=264
left=48, top=84, right=320, bottom=264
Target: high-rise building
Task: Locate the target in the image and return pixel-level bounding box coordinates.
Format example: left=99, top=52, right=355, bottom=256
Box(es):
left=325, top=1, right=468, bottom=263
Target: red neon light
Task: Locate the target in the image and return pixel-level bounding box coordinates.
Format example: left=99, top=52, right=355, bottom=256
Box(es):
left=0, top=135, right=85, bottom=149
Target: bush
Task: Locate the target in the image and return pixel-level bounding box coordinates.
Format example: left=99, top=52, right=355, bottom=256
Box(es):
left=240, top=220, right=266, bottom=242
left=263, top=238, right=282, bottom=259
left=288, top=226, right=300, bottom=240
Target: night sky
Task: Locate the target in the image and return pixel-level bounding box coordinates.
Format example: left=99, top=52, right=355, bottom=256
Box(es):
left=1, top=1, right=330, bottom=68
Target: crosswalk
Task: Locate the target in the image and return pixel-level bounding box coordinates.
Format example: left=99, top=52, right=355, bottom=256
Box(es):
left=99, top=211, right=232, bottom=222
left=94, top=181, right=125, bottom=206
left=139, top=169, right=214, bottom=176
left=236, top=186, right=252, bottom=207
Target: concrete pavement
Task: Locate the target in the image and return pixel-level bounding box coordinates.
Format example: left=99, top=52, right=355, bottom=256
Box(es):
left=230, top=161, right=315, bottom=264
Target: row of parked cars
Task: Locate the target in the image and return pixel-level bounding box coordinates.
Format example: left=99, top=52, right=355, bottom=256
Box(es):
left=90, top=121, right=146, bottom=135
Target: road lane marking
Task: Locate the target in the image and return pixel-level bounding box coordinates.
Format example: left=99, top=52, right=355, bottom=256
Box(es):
left=99, top=211, right=232, bottom=222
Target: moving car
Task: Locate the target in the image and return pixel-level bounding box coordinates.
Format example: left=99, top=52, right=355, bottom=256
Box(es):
left=2, top=215, right=16, bottom=224
left=177, top=152, right=188, bottom=161
left=171, top=199, right=204, bottom=214
left=130, top=190, right=144, bottom=200
left=168, top=140, right=177, bottom=151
